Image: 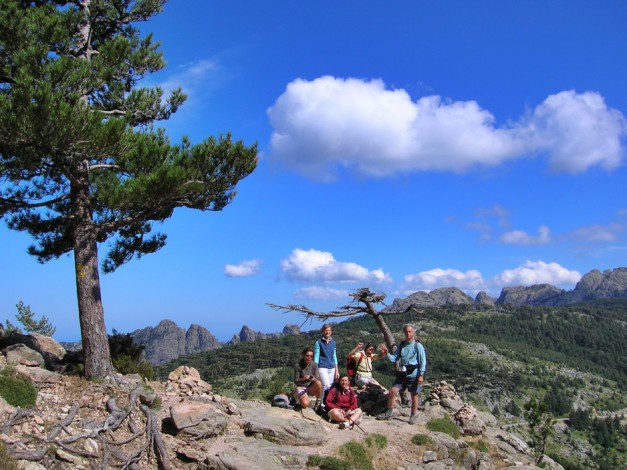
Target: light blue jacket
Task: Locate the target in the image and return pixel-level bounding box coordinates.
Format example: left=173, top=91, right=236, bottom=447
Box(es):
left=386, top=340, right=427, bottom=379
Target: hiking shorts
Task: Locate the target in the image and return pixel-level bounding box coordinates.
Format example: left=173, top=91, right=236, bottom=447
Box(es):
left=355, top=373, right=373, bottom=388
left=392, top=374, right=421, bottom=394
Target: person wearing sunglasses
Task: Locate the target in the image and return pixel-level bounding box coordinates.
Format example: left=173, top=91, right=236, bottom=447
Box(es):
left=293, top=347, right=323, bottom=410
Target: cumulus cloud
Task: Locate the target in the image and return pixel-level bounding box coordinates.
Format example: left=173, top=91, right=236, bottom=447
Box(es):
left=224, top=259, right=261, bottom=277
left=529, top=91, right=625, bottom=174
left=492, top=260, right=581, bottom=286
left=400, top=268, right=487, bottom=295
left=267, top=76, right=626, bottom=180
left=501, top=225, right=551, bottom=245
left=280, top=248, right=392, bottom=284
left=293, top=286, right=349, bottom=300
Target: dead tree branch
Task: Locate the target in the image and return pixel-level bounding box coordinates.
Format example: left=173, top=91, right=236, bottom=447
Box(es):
left=268, top=287, right=421, bottom=351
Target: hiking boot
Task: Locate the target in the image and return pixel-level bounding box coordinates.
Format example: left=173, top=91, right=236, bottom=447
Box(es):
left=408, top=413, right=418, bottom=425
left=338, top=421, right=347, bottom=429
left=376, top=409, right=393, bottom=420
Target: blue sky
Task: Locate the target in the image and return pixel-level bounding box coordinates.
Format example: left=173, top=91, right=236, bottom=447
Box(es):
left=2, top=0, right=626, bottom=342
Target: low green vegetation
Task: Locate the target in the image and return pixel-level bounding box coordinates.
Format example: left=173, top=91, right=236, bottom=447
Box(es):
left=412, top=433, right=429, bottom=445
left=307, top=454, right=351, bottom=470
left=109, top=330, right=154, bottom=379
left=0, top=368, right=37, bottom=408
left=307, top=434, right=388, bottom=470
left=468, top=439, right=490, bottom=453
left=426, top=415, right=461, bottom=439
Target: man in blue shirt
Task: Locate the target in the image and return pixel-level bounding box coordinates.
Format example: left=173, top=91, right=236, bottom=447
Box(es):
left=377, top=323, right=427, bottom=424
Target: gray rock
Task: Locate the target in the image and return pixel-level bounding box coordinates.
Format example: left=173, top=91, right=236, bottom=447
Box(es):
left=564, top=267, right=627, bottom=303
left=423, top=450, right=438, bottom=462
left=244, top=415, right=327, bottom=446
left=203, top=437, right=309, bottom=470
left=230, top=324, right=300, bottom=345
left=4, top=343, right=45, bottom=367
left=475, top=291, right=496, bottom=305
left=131, top=320, right=221, bottom=365
left=496, top=284, right=566, bottom=306
left=386, top=287, right=475, bottom=312
left=1, top=332, right=65, bottom=368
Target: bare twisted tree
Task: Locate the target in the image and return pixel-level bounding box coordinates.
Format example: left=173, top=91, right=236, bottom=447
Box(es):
left=268, top=287, right=420, bottom=352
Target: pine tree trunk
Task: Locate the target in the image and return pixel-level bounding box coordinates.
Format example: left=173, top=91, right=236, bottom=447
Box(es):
left=72, top=164, right=114, bottom=379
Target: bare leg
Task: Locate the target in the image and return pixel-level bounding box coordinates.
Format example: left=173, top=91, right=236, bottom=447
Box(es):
left=387, top=386, right=399, bottom=409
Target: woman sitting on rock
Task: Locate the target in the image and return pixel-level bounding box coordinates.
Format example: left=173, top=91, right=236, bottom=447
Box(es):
left=293, top=347, right=323, bottom=410
left=325, top=374, right=363, bottom=429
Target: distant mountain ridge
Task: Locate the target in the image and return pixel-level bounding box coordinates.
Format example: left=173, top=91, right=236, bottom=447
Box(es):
left=385, top=267, right=627, bottom=311
left=131, top=321, right=301, bottom=365
left=132, top=267, right=626, bottom=365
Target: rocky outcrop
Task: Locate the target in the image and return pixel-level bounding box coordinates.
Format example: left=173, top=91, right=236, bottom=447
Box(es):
left=496, top=268, right=627, bottom=306
left=131, top=320, right=222, bottom=365
left=229, top=324, right=300, bottom=345
left=562, top=268, right=627, bottom=303
left=496, top=284, right=567, bottom=306
left=0, top=330, right=67, bottom=370
left=475, top=291, right=496, bottom=305
left=386, top=287, right=475, bottom=312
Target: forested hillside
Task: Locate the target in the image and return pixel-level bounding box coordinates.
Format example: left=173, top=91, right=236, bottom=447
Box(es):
left=155, top=299, right=627, bottom=469
left=156, top=299, right=626, bottom=397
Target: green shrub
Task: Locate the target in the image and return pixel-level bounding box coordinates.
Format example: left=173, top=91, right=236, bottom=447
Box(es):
left=412, top=433, right=429, bottom=445
left=307, top=454, right=352, bottom=470
left=0, top=369, right=38, bottom=408
left=426, top=415, right=461, bottom=439
left=364, top=433, right=387, bottom=450
left=338, top=441, right=372, bottom=470
left=112, top=354, right=154, bottom=380
left=469, top=439, right=490, bottom=453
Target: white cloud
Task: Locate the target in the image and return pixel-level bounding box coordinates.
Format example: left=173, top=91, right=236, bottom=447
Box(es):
left=568, top=223, right=622, bottom=242
left=400, top=268, right=487, bottom=294
left=501, top=225, right=551, bottom=245
left=293, top=286, right=349, bottom=300
left=528, top=91, right=625, bottom=174
left=151, top=59, right=221, bottom=109
left=267, top=77, right=626, bottom=180
left=280, top=248, right=392, bottom=284
left=492, top=260, right=581, bottom=286
left=224, top=259, right=261, bottom=277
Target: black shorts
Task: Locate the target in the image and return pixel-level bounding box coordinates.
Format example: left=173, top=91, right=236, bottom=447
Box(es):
left=392, top=374, right=422, bottom=394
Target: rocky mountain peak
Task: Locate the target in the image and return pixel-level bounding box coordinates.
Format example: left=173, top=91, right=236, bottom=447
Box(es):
left=131, top=320, right=221, bottom=365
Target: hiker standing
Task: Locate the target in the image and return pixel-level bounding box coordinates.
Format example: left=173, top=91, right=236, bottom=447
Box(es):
left=325, top=374, right=363, bottom=429
left=348, top=341, right=386, bottom=391
left=293, top=347, right=323, bottom=410
left=314, top=324, right=340, bottom=398
left=377, top=323, right=426, bottom=424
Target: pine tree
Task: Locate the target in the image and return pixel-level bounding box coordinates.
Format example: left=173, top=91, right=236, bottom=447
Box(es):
left=0, top=0, right=257, bottom=378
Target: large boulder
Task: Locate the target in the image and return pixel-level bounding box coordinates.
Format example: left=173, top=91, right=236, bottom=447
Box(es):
left=0, top=332, right=66, bottom=368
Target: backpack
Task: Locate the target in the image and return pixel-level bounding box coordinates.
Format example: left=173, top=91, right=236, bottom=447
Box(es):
left=271, top=393, right=294, bottom=409
left=346, top=352, right=365, bottom=379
